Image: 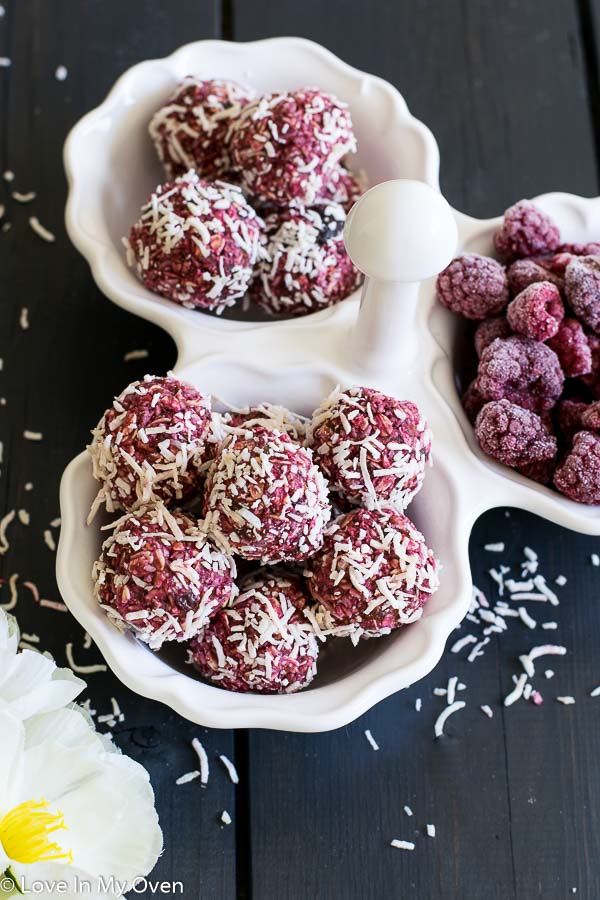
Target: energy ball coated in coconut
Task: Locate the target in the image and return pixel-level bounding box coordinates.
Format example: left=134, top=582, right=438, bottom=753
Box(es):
left=307, top=507, right=440, bottom=642
left=203, top=426, right=331, bottom=563
left=124, top=171, right=264, bottom=315
left=308, top=386, right=432, bottom=511
left=318, top=165, right=363, bottom=212
left=190, top=572, right=320, bottom=693
left=92, top=502, right=237, bottom=650
left=88, top=374, right=213, bottom=516
left=251, top=204, right=361, bottom=317
left=228, top=88, right=356, bottom=208
left=222, top=402, right=309, bottom=443
left=149, top=77, right=256, bottom=180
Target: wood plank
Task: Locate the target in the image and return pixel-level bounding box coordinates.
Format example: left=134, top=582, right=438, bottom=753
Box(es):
left=0, top=3, right=238, bottom=899
left=232, top=2, right=600, bottom=898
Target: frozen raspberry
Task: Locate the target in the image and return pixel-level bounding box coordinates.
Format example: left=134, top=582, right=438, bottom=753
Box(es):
left=507, top=258, right=563, bottom=296
left=558, top=241, right=600, bottom=256
left=475, top=399, right=556, bottom=469
left=436, top=253, right=509, bottom=320
left=308, top=386, right=431, bottom=511
left=506, top=282, right=564, bottom=342
left=554, top=399, right=588, bottom=445
left=88, top=375, right=213, bottom=515
left=494, top=200, right=560, bottom=263
left=306, top=507, right=439, bottom=641
left=518, top=457, right=556, bottom=485
left=554, top=431, right=600, bottom=504
left=92, top=503, right=237, bottom=650
left=462, top=380, right=487, bottom=423
left=476, top=336, right=564, bottom=414
left=149, top=77, right=256, bottom=180
left=190, top=572, right=320, bottom=693
left=580, top=401, right=600, bottom=431
left=474, top=317, right=512, bottom=357
left=229, top=89, right=356, bottom=208
left=581, top=333, right=600, bottom=396
left=203, top=426, right=331, bottom=563
left=564, top=255, right=600, bottom=335
left=251, top=204, right=361, bottom=317
left=546, top=318, right=591, bottom=378
left=126, top=172, right=265, bottom=314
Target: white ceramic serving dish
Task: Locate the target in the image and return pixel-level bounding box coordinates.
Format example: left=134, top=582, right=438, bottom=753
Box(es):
left=58, top=38, right=600, bottom=733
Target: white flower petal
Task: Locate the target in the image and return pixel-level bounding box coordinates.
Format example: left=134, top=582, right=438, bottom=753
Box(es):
left=10, top=862, right=121, bottom=899
left=24, top=707, right=104, bottom=753
left=0, top=710, right=24, bottom=807
left=0, top=651, right=84, bottom=720
left=0, top=609, right=19, bottom=655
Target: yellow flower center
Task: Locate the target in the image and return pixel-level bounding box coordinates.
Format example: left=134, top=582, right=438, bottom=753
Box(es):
left=0, top=799, right=73, bottom=865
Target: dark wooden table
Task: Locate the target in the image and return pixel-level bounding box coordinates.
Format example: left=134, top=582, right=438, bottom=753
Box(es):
left=2, top=2, right=600, bottom=898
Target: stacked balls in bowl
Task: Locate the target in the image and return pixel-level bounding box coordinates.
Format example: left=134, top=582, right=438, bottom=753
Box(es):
left=123, top=78, right=364, bottom=318
left=88, top=375, right=440, bottom=694
left=437, top=199, right=600, bottom=504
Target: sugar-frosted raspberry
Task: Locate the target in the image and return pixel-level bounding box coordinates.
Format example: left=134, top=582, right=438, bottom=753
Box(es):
left=436, top=253, right=508, bottom=320
left=507, top=258, right=563, bottom=296
left=149, top=77, right=256, bottom=180
left=474, top=317, right=512, bottom=357
left=554, top=399, right=588, bottom=445
left=546, top=318, right=592, bottom=378
left=462, top=380, right=487, bottom=423
left=580, top=401, right=600, bottom=431
left=494, top=200, right=561, bottom=263
left=475, top=399, right=556, bottom=468
left=554, top=431, right=600, bottom=504
left=476, top=336, right=564, bottom=414
left=506, top=282, right=564, bottom=342
left=564, top=255, right=600, bottom=334
left=558, top=241, right=600, bottom=256
left=306, top=507, right=439, bottom=642
left=581, top=333, right=600, bottom=397
left=518, top=457, right=556, bottom=485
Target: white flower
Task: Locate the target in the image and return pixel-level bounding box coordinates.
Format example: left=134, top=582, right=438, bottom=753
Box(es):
left=0, top=707, right=163, bottom=897
left=0, top=611, right=85, bottom=720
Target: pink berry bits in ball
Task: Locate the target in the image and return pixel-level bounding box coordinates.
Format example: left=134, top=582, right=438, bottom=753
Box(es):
left=475, top=400, right=557, bottom=469
left=308, top=386, right=432, bottom=511
left=203, top=426, right=331, bottom=563
left=190, top=572, right=320, bottom=693
left=88, top=375, right=212, bottom=516
left=307, top=508, right=439, bottom=642
left=474, top=317, right=512, bottom=357
left=564, top=255, right=600, bottom=335
left=251, top=204, right=361, bottom=317
left=554, top=431, right=600, bottom=504
left=506, top=258, right=563, bottom=296
left=149, top=77, right=256, bottom=180
left=125, top=171, right=264, bottom=314
left=494, top=200, right=561, bottom=263
left=476, top=336, right=564, bottom=414
left=93, top=503, right=237, bottom=650
left=436, top=253, right=509, bottom=320
left=228, top=89, right=356, bottom=208
left=546, top=318, right=592, bottom=378
left=506, top=282, right=564, bottom=342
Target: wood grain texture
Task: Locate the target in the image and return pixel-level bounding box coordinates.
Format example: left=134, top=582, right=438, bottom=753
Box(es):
left=0, top=3, right=238, bottom=899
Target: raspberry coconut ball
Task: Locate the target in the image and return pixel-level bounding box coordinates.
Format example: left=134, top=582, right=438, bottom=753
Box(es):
left=436, top=253, right=509, bottom=320
left=124, top=171, right=265, bottom=315
left=554, top=431, right=600, bottom=504
left=190, top=572, right=320, bottom=693
left=308, top=386, right=432, bottom=511
left=319, top=165, right=363, bottom=212
left=88, top=375, right=212, bottom=517
left=307, top=508, right=440, bottom=642
left=203, top=426, right=331, bottom=563
left=92, top=503, right=237, bottom=650
left=475, top=400, right=557, bottom=470
left=494, top=200, right=561, bottom=263
left=251, top=204, right=361, bottom=317
left=476, top=336, right=564, bottom=414
left=228, top=89, right=356, bottom=208
left=149, top=77, right=256, bottom=180
left=222, top=402, right=308, bottom=443
left=506, top=282, right=564, bottom=342
left=564, top=255, right=600, bottom=335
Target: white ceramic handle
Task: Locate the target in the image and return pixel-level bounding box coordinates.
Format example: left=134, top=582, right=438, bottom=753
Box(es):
left=344, top=179, right=458, bottom=373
